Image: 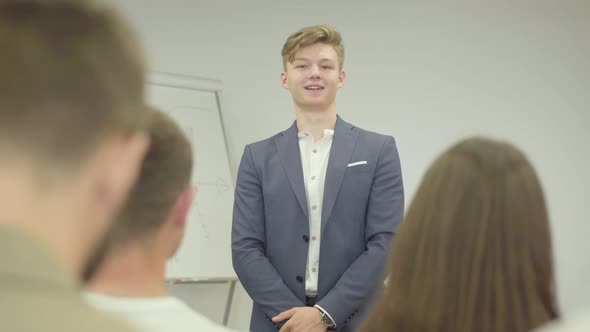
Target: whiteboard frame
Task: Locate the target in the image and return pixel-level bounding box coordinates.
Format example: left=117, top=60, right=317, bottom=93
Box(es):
left=147, top=71, right=237, bottom=326
left=147, top=71, right=223, bottom=92
left=147, top=70, right=235, bottom=174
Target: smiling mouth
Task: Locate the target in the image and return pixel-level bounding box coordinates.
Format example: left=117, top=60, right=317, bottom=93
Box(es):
left=304, top=85, right=324, bottom=90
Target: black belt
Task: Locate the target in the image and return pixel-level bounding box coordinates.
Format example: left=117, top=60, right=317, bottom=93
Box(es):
left=305, top=295, right=318, bottom=306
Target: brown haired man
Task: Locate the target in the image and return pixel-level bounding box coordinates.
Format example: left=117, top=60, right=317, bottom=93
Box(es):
left=85, top=108, right=236, bottom=332
left=0, top=1, right=149, bottom=331
left=232, top=24, right=405, bottom=332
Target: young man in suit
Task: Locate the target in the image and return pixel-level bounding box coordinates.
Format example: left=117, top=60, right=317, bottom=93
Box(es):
left=0, top=1, right=149, bottom=331
left=85, top=108, right=236, bottom=332
left=232, top=24, right=404, bottom=332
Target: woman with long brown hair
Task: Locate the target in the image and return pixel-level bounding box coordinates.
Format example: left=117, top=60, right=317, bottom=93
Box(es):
left=359, top=137, right=559, bottom=332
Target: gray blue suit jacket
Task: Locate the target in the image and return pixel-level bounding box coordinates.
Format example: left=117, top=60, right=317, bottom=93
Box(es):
left=232, top=116, right=404, bottom=332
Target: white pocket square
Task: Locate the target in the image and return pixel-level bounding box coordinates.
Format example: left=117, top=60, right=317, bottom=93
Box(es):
left=347, top=161, right=367, bottom=167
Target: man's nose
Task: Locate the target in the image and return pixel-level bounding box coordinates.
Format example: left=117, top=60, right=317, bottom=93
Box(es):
left=309, top=65, right=320, bottom=78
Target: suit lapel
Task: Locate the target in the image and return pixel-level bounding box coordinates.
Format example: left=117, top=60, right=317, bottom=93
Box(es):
left=321, top=117, right=358, bottom=235
left=274, top=121, right=308, bottom=218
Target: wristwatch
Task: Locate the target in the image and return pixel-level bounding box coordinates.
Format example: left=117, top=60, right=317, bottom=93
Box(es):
left=316, top=306, right=337, bottom=330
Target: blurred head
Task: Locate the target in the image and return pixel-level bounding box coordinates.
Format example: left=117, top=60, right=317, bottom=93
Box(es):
left=360, top=137, right=558, bottom=332
left=0, top=0, right=148, bottom=275
left=86, top=107, right=193, bottom=278
left=280, top=25, right=345, bottom=111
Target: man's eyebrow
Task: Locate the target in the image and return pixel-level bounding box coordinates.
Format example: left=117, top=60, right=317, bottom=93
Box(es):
left=292, top=57, right=335, bottom=63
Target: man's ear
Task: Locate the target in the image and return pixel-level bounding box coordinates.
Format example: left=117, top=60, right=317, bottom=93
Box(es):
left=172, top=186, right=195, bottom=228
left=281, top=72, right=289, bottom=89
left=338, top=70, right=346, bottom=88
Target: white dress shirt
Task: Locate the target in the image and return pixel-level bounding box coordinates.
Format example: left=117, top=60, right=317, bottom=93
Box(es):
left=85, top=292, right=238, bottom=332
left=298, top=129, right=334, bottom=296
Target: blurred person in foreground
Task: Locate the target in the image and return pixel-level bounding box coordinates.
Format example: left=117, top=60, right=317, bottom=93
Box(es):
left=0, top=0, right=149, bottom=331
left=359, top=137, right=559, bottom=332
left=85, top=108, right=238, bottom=332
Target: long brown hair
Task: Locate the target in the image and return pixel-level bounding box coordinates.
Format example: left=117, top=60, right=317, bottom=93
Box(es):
left=359, top=137, right=558, bottom=332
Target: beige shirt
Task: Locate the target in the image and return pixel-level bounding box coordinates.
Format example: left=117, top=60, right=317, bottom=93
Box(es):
left=0, top=228, right=138, bottom=332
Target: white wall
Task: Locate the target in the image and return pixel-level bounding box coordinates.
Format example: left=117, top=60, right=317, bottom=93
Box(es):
left=116, top=1, right=589, bottom=329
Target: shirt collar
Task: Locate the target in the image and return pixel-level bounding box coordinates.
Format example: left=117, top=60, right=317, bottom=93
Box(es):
left=298, top=129, right=335, bottom=139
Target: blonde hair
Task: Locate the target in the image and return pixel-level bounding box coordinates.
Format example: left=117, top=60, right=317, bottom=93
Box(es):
left=0, top=0, right=146, bottom=167
left=359, top=137, right=558, bottom=332
left=281, top=24, right=344, bottom=70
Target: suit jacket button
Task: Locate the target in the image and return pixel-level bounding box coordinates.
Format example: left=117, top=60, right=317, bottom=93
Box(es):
left=302, top=235, right=309, bottom=242
left=296, top=275, right=303, bottom=283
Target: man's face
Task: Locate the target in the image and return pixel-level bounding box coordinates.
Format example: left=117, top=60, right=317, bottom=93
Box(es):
left=281, top=43, right=345, bottom=111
